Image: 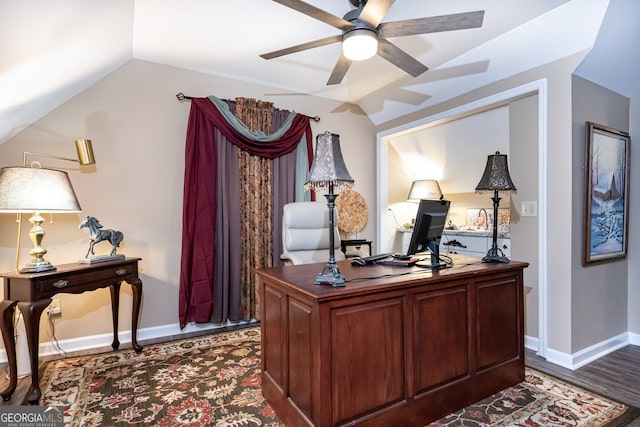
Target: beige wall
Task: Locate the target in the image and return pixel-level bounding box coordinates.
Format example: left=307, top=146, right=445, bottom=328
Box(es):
left=509, top=94, right=539, bottom=339
left=0, top=59, right=376, bottom=349
left=571, top=76, right=630, bottom=351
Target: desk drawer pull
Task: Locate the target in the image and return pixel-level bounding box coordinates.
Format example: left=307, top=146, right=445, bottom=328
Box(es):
left=52, top=280, right=69, bottom=289
left=115, top=268, right=128, bottom=276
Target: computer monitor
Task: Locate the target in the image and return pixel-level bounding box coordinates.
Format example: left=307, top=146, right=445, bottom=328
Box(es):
left=406, top=198, right=450, bottom=268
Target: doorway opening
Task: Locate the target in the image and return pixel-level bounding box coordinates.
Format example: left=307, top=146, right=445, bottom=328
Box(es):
left=375, top=79, right=549, bottom=358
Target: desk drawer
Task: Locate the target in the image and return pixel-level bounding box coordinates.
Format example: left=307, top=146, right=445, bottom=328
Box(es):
left=36, top=264, right=136, bottom=295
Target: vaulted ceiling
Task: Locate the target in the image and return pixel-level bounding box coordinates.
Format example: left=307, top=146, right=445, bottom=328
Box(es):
left=2, top=0, right=639, bottom=145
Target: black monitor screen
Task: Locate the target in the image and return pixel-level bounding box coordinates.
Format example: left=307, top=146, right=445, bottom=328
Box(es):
left=406, top=198, right=450, bottom=268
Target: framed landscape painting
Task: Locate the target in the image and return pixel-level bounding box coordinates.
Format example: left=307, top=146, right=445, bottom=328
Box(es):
left=583, top=121, right=630, bottom=265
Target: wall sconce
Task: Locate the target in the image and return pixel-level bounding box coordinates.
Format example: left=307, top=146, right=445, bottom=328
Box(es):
left=407, top=179, right=443, bottom=202
left=475, top=151, right=517, bottom=263
left=22, top=139, right=96, bottom=167
left=0, top=139, right=96, bottom=272
left=304, top=131, right=354, bottom=287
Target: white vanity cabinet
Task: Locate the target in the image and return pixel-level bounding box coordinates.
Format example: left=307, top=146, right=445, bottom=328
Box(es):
left=440, top=231, right=511, bottom=258
left=399, top=229, right=510, bottom=258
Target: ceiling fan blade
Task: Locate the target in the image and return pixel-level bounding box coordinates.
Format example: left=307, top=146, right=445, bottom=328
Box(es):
left=358, top=0, right=396, bottom=28
left=273, top=0, right=352, bottom=30
left=379, top=10, right=484, bottom=38
left=327, top=54, right=352, bottom=85
left=377, top=39, right=428, bottom=77
left=260, top=35, right=342, bottom=60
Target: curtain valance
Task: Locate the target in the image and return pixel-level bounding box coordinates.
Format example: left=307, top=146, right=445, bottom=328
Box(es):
left=190, top=96, right=311, bottom=159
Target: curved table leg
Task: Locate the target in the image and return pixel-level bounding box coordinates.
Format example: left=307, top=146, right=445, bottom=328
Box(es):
left=129, top=278, right=143, bottom=353
left=18, top=299, right=51, bottom=405
left=0, top=300, right=18, bottom=400
left=109, top=281, right=121, bottom=351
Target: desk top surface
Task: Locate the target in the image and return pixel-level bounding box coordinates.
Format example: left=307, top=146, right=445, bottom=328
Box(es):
left=258, top=254, right=528, bottom=301
left=0, top=257, right=142, bottom=280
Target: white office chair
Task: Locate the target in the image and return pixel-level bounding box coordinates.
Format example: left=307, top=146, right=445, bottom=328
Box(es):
left=281, top=201, right=346, bottom=265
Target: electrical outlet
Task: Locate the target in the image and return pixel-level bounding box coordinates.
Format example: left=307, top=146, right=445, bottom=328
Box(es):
left=49, top=299, right=62, bottom=317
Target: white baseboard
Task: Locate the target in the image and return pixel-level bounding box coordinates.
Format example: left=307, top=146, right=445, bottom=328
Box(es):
left=3, top=325, right=638, bottom=368
left=543, top=332, right=631, bottom=370
left=525, top=334, right=539, bottom=351
left=523, top=333, right=638, bottom=370
left=0, top=319, right=258, bottom=364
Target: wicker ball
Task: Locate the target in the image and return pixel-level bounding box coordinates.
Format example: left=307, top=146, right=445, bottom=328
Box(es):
left=335, top=189, right=368, bottom=234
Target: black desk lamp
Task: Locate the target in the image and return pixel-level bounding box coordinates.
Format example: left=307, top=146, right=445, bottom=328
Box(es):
left=475, top=151, right=517, bottom=263
left=304, top=131, right=354, bottom=287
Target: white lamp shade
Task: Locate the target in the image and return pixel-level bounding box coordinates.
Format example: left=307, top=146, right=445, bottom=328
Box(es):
left=342, top=28, right=378, bottom=61
left=0, top=166, right=81, bottom=213
left=407, top=179, right=443, bottom=202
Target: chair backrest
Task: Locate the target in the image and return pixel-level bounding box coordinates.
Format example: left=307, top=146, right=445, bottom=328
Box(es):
left=281, top=201, right=346, bottom=265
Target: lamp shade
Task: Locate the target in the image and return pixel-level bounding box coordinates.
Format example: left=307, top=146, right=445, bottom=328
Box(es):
left=407, top=179, right=443, bottom=202
left=0, top=166, right=81, bottom=213
left=475, top=151, right=517, bottom=193
left=305, top=131, right=354, bottom=192
left=342, top=28, right=378, bottom=60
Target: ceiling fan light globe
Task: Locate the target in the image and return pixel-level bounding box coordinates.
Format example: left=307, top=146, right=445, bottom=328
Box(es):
left=342, top=28, right=378, bottom=61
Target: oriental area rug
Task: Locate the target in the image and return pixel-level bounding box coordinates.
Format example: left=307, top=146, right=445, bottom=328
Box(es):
left=38, top=326, right=639, bottom=427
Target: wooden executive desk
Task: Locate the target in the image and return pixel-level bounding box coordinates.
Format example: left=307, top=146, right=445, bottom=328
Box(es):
left=257, top=255, right=527, bottom=427
left=0, top=257, right=143, bottom=404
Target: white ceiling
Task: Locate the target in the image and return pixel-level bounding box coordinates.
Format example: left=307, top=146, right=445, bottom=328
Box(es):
left=1, top=0, right=638, bottom=145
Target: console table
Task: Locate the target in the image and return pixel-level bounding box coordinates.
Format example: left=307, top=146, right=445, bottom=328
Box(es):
left=258, top=255, right=527, bottom=426
left=0, top=257, right=143, bottom=404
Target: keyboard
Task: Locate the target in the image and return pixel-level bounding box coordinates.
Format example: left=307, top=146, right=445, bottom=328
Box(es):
left=351, top=253, right=394, bottom=265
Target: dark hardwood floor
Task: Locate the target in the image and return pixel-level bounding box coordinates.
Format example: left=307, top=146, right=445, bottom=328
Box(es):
left=526, top=345, right=640, bottom=426
left=2, top=342, right=639, bottom=425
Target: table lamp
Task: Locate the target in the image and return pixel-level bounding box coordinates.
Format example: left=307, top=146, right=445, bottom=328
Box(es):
left=0, top=166, right=82, bottom=273
left=475, top=151, right=517, bottom=263
left=407, top=179, right=443, bottom=202
left=304, top=131, right=354, bottom=287
left=0, top=139, right=94, bottom=272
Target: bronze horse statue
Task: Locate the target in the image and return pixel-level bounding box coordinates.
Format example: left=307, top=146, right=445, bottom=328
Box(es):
left=79, top=216, right=124, bottom=257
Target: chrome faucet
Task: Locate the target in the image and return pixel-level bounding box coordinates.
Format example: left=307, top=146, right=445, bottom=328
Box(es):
left=478, top=208, right=489, bottom=231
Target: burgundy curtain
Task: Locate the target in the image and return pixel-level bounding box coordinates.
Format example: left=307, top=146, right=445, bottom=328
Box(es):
left=179, top=97, right=312, bottom=328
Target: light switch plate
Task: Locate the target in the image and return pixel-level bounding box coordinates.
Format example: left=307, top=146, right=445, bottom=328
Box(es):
left=521, top=201, right=537, bottom=217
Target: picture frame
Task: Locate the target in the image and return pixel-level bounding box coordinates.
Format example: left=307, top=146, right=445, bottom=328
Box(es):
left=583, top=121, right=630, bottom=265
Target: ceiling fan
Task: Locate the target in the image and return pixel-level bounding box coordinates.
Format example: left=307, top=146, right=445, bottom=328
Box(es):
left=260, top=0, right=485, bottom=85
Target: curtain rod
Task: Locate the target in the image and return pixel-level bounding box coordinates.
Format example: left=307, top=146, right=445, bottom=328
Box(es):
left=175, top=93, right=320, bottom=122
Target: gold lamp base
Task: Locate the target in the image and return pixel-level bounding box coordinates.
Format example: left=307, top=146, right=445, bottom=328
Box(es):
left=20, top=211, right=57, bottom=273
left=20, top=260, right=56, bottom=273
